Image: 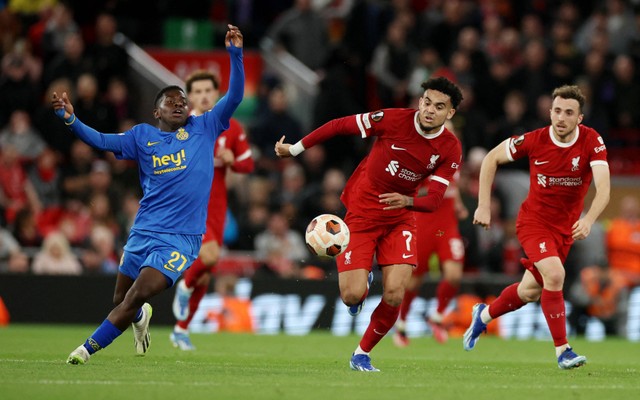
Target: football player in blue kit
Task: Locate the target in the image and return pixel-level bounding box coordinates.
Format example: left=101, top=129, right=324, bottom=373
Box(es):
left=54, top=24, right=245, bottom=365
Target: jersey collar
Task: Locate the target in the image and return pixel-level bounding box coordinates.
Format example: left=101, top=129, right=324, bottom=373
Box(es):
left=549, top=125, right=579, bottom=148
left=414, top=111, right=445, bottom=139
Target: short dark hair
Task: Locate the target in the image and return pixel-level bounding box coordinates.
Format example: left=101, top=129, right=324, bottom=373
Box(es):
left=552, top=85, right=585, bottom=112
left=154, top=85, right=184, bottom=107
left=185, top=70, right=220, bottom=93
left=421, top=77, right=463, bottom=109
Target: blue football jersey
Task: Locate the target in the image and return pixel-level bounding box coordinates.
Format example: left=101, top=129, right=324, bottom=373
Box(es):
left=65, top=46, right=245, bottom=235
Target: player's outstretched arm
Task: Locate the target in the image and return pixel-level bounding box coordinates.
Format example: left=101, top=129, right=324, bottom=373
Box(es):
left=52, top=91, right=125, bottom=153
left=275, top=135, right=294, bottom=158
left=51, top=91, right=75, bottom=122
left=225, top=24, right=243, bottom=49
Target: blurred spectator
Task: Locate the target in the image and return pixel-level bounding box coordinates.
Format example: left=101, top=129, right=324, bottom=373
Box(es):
left=0, top=144, right=42, bottom=224
left=450, top=84, right=490, bottom=153
left=233, top=201, right=269, bottom=251
left=27, top=147, right=63, bottom=219
left=57, top=197, right=91, bottom=246
left=115, top=190, right=140, bottom=247
left=42, top=31, right=93, bottom=90
left=87, top=13, right=129, bottom=93
left=40, top=2, right=79, bottom=63
left=489, top=90, right=534, bottom=171
left=370, top=17, right=418, bottom=108
left=0, top=46, right=40, bottom=126
left=80, top=224, right=119, bottom=274
left=33, top=77, right=77, bottom=160
left=609, top=54, right=640, bottom=129
left=510, top=39, right=555, bottom=115
left=0, top=226, right=30, bottom=273
left=0, top=109, right=46, bottom=162
left=105, top=77, right=134, bottom=122
left=11, top=207, right=43, bottom=247
left=407, top=45, right=449, bottom=98
left=263, top=0, right=330, bottom=72
left=606, top=195, right=640, bottom=287
left=250, top=85, right=303, bottom=174
left=60, top=139, right=95, bottom=200
left=569, top=263, right=628, bottom=336
left=31, top=230, right=82, bottom=275
left=73, top=72, right=118, bottom=132
left=87, top=192, right=119, bottom=236
left=300, top=167, right=347, bottom=223
left=254, top=211, right=307, bottom=278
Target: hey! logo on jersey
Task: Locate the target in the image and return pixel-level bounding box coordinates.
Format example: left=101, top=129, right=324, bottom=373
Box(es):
left=152, top=149, right=187, bottom=175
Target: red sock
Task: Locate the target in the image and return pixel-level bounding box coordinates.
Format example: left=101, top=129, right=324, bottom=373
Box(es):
left=184, top=258, right=208, bottom=288
left=540, top=288, right=568, bottom=347
left=488, top=283, right=526, bottom=319
left=436, top=280, right=459, bottom=314
left=176, top=283, right=208, bottom=330
left=398, top=289, right=418, bottom=321
left=359, top=300, right=400, bottom=352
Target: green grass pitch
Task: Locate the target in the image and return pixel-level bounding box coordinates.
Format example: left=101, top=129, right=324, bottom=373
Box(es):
left=0, top=324, right=638, bottom=400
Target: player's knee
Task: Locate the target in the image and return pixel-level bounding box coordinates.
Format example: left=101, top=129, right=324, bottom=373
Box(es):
left=520, top=287, right=542, bottom=303
left=382, top=287, right=404, bottom=307
left=341, top=288, right=364, bottom=306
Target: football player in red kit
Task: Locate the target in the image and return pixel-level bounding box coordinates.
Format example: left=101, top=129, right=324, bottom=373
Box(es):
left=171, top=70, right=254, bottom=350
left=275, top=77, right=463, bottom=372
left=465, top=85, right=610, bottom=369
left=393, top=170, right=467, bottom=346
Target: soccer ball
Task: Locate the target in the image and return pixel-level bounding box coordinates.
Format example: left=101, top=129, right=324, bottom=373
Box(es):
left=305, top=214, right=350, bottom=258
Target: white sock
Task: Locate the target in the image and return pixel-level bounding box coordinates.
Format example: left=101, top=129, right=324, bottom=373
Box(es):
left=395, top=319, right=406, bottom=331
left=174, top=325, right=189, bottom=334
left=430, top=311, right=444, bottom=324
left=480, top=307, right=493, bottom=324
left=555, top=343, right=569, bottom=357
left=180, top=279, right=194, bottom=293
left=354, top=345, right=368, bottom=356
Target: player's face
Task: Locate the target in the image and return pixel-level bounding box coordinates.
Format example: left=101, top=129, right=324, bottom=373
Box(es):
left=417, top=89, right=456, bottom=134
left=188, top=79, right=219, bottom=116
left=549, top=96, right=583, bottom=140
left=155, top=89, right=188, bottom=128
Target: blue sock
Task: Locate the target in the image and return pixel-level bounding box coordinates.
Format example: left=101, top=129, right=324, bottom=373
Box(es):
left=132, top=307, right=143, bottom=323
left=83, top=319, right=123, bottom=355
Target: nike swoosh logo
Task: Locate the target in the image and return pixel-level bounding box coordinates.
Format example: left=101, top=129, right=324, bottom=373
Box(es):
left=373, top=329, right=385, bottom=336
left=402, top=254, right=413, bottom=259
left=391, top=144, right=407, bottom=151
left=147, top=141, right=161, bottom=146
left=534, top=160, right=549, bottom=165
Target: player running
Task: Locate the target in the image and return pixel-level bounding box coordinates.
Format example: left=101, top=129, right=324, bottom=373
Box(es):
left=59, top=25, right=244, bottom=365
left=170, top=69, right=254, bottom=350
left=393, top=169, right=467, bottom=346
left=464, top=85, right=610, bottom=369
left=276, top=77, right=463, bottom=372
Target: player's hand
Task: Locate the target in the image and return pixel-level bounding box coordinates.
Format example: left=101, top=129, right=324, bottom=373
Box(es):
left=473, top=207, right=491, bottom=230
left=51, top=91, right=74, bottom=120
left=379, top=192, right=411, bottom=210
left=216, top=148, right=235, bottom=167
left=225, top=24, right=243, bottom=48
left=275, top=135, right=292, bottom=158
left=571, top=218, right=592, bottom=240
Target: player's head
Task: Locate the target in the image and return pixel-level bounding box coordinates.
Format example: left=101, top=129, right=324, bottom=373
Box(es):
left=550, top=85, right=584, bottom=139
left=153, top=85, right=188, bottom=128
left=185, top=70, right=221, bottom=116
left=417, top=77, right=463, bottom=134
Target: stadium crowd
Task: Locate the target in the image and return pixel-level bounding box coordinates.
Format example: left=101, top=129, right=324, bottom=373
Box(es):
left=0, top=1, right=639, bottom=330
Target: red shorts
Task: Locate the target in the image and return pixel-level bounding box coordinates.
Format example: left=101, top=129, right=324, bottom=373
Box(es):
left=413, top=199, right=464, bottom=276
left=203, top=205, right=225, bottom=244
left=336, top=212, right=417, bottom=273
left=516, top=217, right=573, bottom=264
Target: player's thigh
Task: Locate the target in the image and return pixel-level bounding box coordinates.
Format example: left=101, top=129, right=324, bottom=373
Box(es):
left=377, top=219, right=417, bottom=266
left=338, top=268, right=371, bottom=300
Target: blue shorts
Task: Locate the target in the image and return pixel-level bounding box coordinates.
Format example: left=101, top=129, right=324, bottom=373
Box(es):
left=119, top=229, right=202, bottom=287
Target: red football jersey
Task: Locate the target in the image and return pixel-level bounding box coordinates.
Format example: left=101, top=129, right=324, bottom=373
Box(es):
left=506, top=125, right=608, bottom=235
left=339, top=109, right=462, bottom=221
left=204, top=118, right=254, bottom=242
